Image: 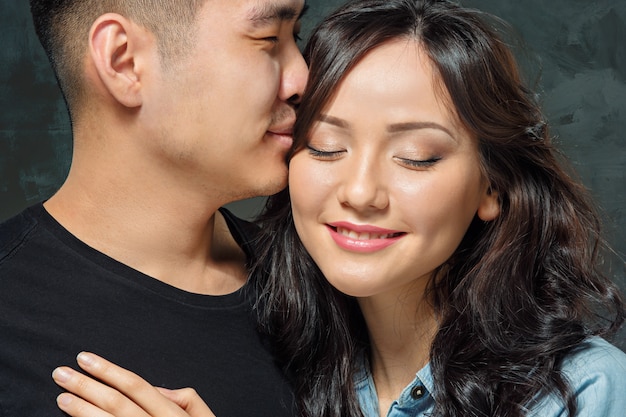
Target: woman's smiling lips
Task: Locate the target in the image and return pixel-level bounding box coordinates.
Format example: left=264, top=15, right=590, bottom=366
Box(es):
left=326, top=221, right=406, bottom=252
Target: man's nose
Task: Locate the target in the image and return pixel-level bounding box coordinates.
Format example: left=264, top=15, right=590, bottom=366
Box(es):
left=279, top=43, right=308, bottom=105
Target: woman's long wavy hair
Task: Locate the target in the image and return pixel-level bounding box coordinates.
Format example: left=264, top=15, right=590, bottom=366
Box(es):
left=251, top=1, right=625, bottom=416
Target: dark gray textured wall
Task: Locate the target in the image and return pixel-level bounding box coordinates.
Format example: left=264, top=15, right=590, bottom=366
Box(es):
left=1, top=1, right=624, bottom=349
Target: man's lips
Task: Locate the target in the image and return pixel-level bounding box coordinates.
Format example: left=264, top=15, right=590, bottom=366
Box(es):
left=267, top=127, right=293, bottom=136
left=266, top=127, right=294, bottom=148
left=267, top=113, right=296, bottom=136
left=266, top=107, right=296, bottom=148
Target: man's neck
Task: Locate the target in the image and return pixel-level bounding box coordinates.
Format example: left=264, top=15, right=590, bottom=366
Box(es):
left=44, top=172, right=248, bottom=295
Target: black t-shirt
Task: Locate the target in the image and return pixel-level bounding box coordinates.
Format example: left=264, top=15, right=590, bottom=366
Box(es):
left=0, top=204, right=294, bottom=417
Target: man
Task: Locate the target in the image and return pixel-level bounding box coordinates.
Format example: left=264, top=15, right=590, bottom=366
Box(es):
left=0, top=0, right=307, bottom=416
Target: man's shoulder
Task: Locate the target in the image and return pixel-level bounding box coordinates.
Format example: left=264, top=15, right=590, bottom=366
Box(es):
left=0, top=205, right=41, bottom=262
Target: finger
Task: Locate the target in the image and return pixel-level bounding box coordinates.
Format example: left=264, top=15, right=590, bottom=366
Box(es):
left=157, top=388, right=217, bottom=417
left=52, top=367, right=150, bottom=417
left=57, top=392, right=113, bottom=417
left=74, top=352, right=189, bottom=416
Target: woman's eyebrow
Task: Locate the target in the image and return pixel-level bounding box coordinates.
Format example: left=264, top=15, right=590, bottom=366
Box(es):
left=319, top=116, right=454, bottom=135
left=387, top=122, right=455, bottom=140
left=318, top=114, right=350, bottom=129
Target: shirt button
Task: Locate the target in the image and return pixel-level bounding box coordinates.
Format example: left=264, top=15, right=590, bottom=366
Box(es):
left=410, top=385, right=425, bottom=399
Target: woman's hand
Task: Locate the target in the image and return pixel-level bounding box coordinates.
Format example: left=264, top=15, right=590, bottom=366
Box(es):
left=52, top=352, right=216, bottom=417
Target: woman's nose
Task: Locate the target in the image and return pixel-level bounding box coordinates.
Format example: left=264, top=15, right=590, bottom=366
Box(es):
left=336, top=158, right=389, bottom=212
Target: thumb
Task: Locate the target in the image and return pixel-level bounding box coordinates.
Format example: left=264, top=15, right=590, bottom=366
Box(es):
left=156, top=387, right=217, bottom=417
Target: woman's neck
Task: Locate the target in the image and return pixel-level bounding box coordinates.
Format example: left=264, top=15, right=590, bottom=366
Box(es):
left=358, top=287, right=437, bottom=416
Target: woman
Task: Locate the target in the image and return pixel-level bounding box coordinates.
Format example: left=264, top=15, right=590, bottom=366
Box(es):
left=53, top=1, right=626, bottom=416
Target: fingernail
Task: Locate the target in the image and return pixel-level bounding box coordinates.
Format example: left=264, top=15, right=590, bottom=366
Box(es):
left=52, top=367, right=71, bottom=383
left=77, top=351, right=95, bottom=367
left=57, top=393, right=73, bottom=406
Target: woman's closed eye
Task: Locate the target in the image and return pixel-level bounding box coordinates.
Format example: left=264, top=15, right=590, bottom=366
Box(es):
left=306, top=144, right=346, bottom=159
left=394, top=156, right=442, bottom=169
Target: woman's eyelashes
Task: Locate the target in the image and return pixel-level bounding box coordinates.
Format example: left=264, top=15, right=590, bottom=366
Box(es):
left=394, top=156, right=442, bottom=169
left=306, top=144, right=345, bottom=159
left=306, top=144, right=442, bottom=168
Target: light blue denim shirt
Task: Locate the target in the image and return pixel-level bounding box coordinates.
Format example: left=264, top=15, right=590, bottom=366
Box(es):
left=355, top=337, right=626, bottom=417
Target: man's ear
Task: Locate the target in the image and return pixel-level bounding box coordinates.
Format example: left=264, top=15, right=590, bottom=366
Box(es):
left=88, top=14, right=151, bottom=108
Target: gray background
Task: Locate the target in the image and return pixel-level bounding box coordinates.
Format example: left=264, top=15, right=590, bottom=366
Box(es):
left=1, top=0, right=624, bottom=350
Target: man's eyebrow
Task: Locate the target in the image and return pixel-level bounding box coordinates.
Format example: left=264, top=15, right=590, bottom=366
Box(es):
left=248, top=1, right=309, bottom=27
